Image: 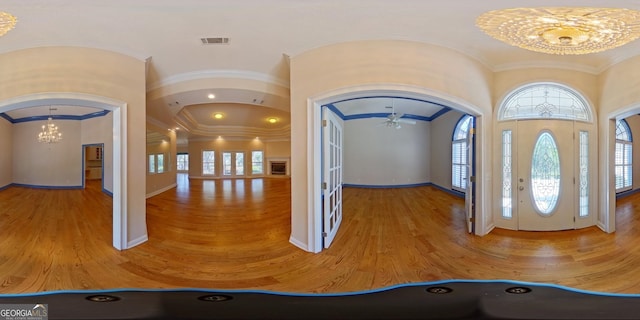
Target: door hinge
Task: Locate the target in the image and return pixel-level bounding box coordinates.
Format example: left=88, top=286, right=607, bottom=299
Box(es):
left=323, top=120, right=328, bottom=127
left=469, top=176, right=476, bottom=183
left=322, top=232, right=328, bottom=237
left=322, top=182, right=327, bottom=189
left=469, top=217, right=475, bottom=223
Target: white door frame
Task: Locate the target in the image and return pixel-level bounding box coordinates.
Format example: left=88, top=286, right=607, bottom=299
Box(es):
left=306, top=84, right=485, bottom=253
left=602, top=106, right=640, bottom=233
left=0, top=92, right=129, bottom=250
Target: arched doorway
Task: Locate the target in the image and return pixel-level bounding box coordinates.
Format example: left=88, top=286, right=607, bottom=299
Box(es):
left=305, top=84, right=485, bottom=253
left=0, top=92, right=129, bottom=249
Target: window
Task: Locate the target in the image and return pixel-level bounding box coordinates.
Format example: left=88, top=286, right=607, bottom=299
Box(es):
left=202, top=150, right=215, bottom=175
left=501, top=130, right=512, bottom=219
left=452, top=115, right=472, bottom=192
left=222, top=152, right=232, bottom=176
left=148, top=153, right=166, bottom=174
left=177, top=153, right=189, bottom=171
left=157, top=154, right=165, bottom=173
left=531, top=131, right=560, bottom=215
left=579, top=131, right=589, bottom=217
left=615, top=119, right=632, bottom=192
left=252, top=151, right=264, bottom=174
left=148, top=155, right=156, bottom=174
left=499, top=83, right=591, bottom=122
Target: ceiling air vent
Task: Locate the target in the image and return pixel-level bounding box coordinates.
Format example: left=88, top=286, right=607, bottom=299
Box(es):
left=201, top=37, right=230, bottom=45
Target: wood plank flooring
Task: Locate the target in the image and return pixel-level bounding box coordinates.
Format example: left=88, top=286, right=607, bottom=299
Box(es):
left=2, top=176, right=640, bottom=294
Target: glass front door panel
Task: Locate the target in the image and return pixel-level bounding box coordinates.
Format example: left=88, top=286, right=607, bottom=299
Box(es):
left=530, top=131, right=561, bottom=215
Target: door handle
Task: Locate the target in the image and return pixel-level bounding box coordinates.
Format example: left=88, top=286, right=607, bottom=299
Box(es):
left=519, top=186, right=524, bottom=191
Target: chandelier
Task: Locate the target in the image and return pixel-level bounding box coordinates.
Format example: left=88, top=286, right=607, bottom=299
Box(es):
left=38, top=107, right=63, bottom=144
left=0, top=11, right=16, bottom=37
left=476, top=7, right=640, bottom=55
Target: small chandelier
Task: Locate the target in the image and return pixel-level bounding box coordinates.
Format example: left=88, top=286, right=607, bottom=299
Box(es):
left=476, top=7, right=640, bottom=55
left=0, top=11, right=17, bottom=37
left=38, top=107, right=62, bottom=144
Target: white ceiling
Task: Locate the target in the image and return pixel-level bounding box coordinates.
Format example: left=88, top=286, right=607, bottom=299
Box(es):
left=3, top=0, right=640, bottom=141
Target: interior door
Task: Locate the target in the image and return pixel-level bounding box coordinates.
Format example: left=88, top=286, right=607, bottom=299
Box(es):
left=221, top=152, right=245, bottom=177
left=322, top=106, right=344, bottom=248
left=517, top=120, right=574, bottom=230
left=465, top=118, right=475, bottom=233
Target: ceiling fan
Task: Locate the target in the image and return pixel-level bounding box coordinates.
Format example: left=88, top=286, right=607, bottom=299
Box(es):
left=380, top=100, right=416, bottom=129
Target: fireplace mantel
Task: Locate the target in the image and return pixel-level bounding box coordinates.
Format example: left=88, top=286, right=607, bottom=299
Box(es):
left=266, top=157, right=290, bottom=176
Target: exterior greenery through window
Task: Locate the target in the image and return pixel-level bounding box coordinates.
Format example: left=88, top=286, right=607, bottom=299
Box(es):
left=452, top=115, right=472, bottom=192
left=148, top=154, right=165, bottom=174
left=202, top=150, right=215, bottom=175
left=615, top=119, right=632, bottom=192
left=252, top=151, right=264, bottom=174
left=177, top=153, right=189, bottom=171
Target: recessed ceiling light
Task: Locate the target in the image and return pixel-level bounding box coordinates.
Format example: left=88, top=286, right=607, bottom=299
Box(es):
left=213, top=113, right=223, bottom=119
left=208, top=93, right=216, bottom=99
left=268, top=117, right=277, bottom=124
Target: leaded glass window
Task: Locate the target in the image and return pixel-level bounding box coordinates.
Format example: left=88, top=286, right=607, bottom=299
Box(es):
left=531, top=131, right=560, bottom=215
left=499, top=83, right=591, bottom=122
left=502, top=130, right=512, bottom=219
left=615, top=119, right=632, bottom=192
left=579, top=131, right=589, bottom=217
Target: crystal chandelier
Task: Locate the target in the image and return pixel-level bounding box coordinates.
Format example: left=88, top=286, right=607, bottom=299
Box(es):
left=38, top=107, right=63, bottom=144
left=0, top=11, right=17, bottom=37
left=476, top=7, right=640, bottom=55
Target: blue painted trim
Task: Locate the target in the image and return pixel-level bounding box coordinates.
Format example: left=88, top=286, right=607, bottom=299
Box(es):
left=343, top=182, right=432, bottom=189
left=0, top=183, right=10, bottom=191
left=0, top=113, right=12, bottom=123
left=343, top=113, right=440, bottom=122
left=11, top=183, right=83, bottom=190
left=616, top=187, right=640, bottom=199
left=323, top=96, right=452, bottom=122
left=343, top=182, right=465, bottom=198
left=2, top=279, right=640, bottom=298
left=0, top=110, right=110, bottom=124
left=103, top=188, right=113, bottom=197
left=325, top=104, right=345, bottom=119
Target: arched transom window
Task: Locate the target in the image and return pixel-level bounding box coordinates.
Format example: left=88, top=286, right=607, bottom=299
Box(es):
left=498, top=83, right=592, bottom=122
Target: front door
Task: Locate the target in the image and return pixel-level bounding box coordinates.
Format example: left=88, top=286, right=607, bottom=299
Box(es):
left=517, top=120, right=574, bottom=230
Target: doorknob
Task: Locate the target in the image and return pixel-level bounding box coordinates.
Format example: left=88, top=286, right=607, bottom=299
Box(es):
left=519, top=186, right=524, bottom=191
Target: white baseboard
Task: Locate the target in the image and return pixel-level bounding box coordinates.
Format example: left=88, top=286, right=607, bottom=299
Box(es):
left=127, top=234, right=149, bottom=248
left=145, top=183, right=177, bottom=199
left=289, top=235, right=310, bottom=252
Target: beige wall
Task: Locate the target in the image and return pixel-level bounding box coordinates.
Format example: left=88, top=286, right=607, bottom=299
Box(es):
left=13, top=120, right=82, bottom=186
left=430, top=110, right=466, bottom=189
left=290, top=40, right=493, bottom=251
left=146, top=123, right=177, bottom=197
left=188, top=139, right=289, bottom=177
left=0, top=118, right=11, bottom=188
left=0, top=46, right=147, bottom=248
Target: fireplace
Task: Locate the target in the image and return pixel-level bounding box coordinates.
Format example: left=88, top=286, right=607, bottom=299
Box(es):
left=267, top=158, right=290, bottom=176
left=271, top=162, right=286, bottom=175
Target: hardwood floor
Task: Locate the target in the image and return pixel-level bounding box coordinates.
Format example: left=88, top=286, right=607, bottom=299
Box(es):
left=2, top=176, right=640, bottom=294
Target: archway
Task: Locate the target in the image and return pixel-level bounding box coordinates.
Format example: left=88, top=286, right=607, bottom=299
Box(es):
left=305, top=83, right=486, bottom=253
left=0, top=92, right=129, bottom=250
